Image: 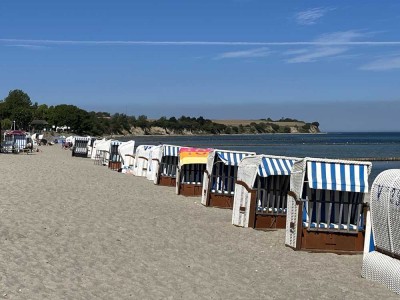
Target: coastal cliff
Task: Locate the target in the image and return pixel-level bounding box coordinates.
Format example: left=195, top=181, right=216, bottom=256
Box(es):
left=125, top=121, right=320, bottom=136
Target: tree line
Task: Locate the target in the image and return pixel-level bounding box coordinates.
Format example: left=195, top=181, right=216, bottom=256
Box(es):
left=0, top=89, right=320, bottom=136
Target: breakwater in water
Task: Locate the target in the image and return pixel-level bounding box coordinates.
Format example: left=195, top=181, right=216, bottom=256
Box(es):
left=344, top=157, right=400, bottom=161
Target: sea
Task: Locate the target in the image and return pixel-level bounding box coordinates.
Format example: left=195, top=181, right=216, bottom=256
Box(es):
left=121, top=132, right=400, bottom=184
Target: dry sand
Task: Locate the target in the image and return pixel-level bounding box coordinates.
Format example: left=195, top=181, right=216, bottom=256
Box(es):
left=0, top=146, right=396, bottom=299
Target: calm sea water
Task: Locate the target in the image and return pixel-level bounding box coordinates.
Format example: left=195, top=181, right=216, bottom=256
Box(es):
left=121, top=132, right=400, bottom=184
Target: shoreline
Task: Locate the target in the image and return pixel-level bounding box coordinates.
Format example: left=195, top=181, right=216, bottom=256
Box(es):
left=105, top=132, right=326, bottom=139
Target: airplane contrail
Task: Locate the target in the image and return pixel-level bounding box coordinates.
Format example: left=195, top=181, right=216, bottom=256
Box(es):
left=1, top=38, right=400, bottom=46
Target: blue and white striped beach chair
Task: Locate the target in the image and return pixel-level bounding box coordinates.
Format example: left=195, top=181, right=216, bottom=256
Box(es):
left=108, top=140, right=122, bottom=170
left=72, top=136, right=91, bottom=158
left=232, top=155, right=300, bottom=229
left=285, top=157, right=372, bottom=253
left=201, top=149, right=256, bottom=209
left=4, top=130, right=27, bottom=153
left=155, top=145, right=181, bottom=187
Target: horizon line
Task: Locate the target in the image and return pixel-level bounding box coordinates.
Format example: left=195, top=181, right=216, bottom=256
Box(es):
left=2, top=38, right=400, bottom=46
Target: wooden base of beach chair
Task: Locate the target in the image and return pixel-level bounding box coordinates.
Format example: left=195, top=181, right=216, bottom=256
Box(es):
left=208, top=194, right=234, bottom=209
left=108, top=161, right=121, bottom=171
left=159, top=176, right=176, bottom=187
left=253, top=214, right=286, bottom=230
left=299, top=229, right=364, bottom=254
left=179, top=184, right=202, bottom=197
left=72, top=151, right=88, bottom=158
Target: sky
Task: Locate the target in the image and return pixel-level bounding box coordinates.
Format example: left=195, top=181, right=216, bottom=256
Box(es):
left=1, top=0, right=400, bottom=131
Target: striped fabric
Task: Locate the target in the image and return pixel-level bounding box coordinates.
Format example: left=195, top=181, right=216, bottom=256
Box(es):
left=216, top=151, right=252, bottom=166
left=111, top=140, right=122, bottom=146
left=307, top=161, right=369, bottom=193
left=74, top=138, right=90, bottom=153
left=75, top=137, right=90, bottom=141
left=14, top=135, right=26, bottom=150
left=163, top=145, right=180, bottom=157
left=258, top=157, right=295, bottom=177
left=5, top=133, right=26, bottom=150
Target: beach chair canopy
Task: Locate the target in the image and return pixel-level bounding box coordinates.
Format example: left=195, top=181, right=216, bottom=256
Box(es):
left=110, top=140, right=122, bottom=146
left=306, top=159, right=371, bottom=193
left=163, top=145, right=180, bottom=157
left=238, top=155, right=300, bottom=189
left=179, top=147, right=213, bottom=167
left=206, top=149, right=256, bottom=173
left=258, top=156, right=297, bottom=177
left=216, top=151, right=253, bottom=166
left=96, top=140, right=116, bottom=152
left=74, top=136, right=91, bottom=143
left=4, top=130, right=26, bottom=137
left=135, top=145, right=154, bottom=160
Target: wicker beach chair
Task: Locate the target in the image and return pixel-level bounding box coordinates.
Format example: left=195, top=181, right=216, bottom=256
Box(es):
left=145, top=145, right=162, bottom=181
left=201, top=150, right=256, bottom=209
left=232, top=155, right=300, bottom=229
left=72, top=137, right=91, bottom=158
left=108, top=140, right=122, bottom=170
left=154, top=145, right=181, bottom=187
left=132, top=145, right=154, bottom=177
left=94, top=140, right=116, bottom=166
left=117, top=141, right=136, bottom=172
left=176, top=147, right=214, bottom=196
left=361, top=169, right=400, bottom=295
left=285, top=157, right=372, bottom=253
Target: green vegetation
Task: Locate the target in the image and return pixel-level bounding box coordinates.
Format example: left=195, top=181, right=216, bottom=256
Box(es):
left=0, top=89, right=320, bottom=136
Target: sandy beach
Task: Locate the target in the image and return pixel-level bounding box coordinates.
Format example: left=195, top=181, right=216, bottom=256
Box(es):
left=0, top=146, right=396, bottom=299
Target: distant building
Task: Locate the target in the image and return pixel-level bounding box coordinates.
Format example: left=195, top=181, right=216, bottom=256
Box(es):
left=30, top=120, right=49, bottom=133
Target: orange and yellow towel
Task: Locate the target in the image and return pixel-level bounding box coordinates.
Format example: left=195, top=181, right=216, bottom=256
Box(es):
left=179, top=147, right=213, bottom=166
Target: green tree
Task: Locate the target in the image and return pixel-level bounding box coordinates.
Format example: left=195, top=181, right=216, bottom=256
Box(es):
left=13, top=107, right=33, bottom=129
left=33, top=104, right=49, bottom=120
left=2, top=89, right=32, bottom=118
left=1, top=118, right=12, bottom=130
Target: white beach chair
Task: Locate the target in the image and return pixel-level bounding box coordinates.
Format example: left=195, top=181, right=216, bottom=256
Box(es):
left=362, top=169, right=400, bottom=294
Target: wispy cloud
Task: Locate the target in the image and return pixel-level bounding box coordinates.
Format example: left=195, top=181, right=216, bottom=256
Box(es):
left=6, top=44, right=49, bottom=50
left=286, top=47, right=348, bottom=63
left=215, top=47, right=270, bottom=59
left=1, top=38, right=400, bottom=46
left=295, top=7, right=334, bottom=25
left=360, top=54, right=400, bottom=71
left=285, top=30, right=368, bottom=63
left=315, top=30, right=369, bottom=43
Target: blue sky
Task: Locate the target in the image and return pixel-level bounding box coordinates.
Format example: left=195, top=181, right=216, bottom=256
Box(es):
left=1, top=0, right=400, bottom=131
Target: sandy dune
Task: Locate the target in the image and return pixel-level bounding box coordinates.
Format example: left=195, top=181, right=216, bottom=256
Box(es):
left=0, top=146, right=396, bottom=299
